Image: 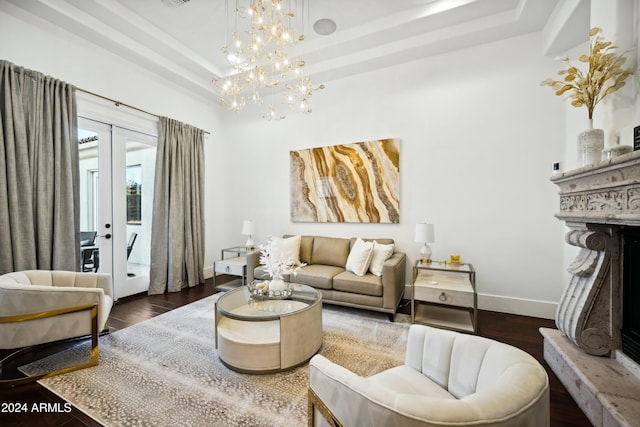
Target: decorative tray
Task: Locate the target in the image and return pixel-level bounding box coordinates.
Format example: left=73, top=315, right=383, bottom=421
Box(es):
left=248, top=281, right=293, bottom=300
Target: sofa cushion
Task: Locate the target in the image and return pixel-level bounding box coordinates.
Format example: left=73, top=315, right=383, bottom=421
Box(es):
left=284, top=235, right=314, bottom=264
left=369, top=241, right=395, bottom=276
left=311, top=237, right=350, bottom=268
left=351, top=238, right=394, bottom=247
left=300, top=236, right=314, bottom=265
left=253, top=265, right=272, bottom=281
left=370, top=365, right=456, bottom=400
left=270, top=235, right=302, bottom=265
left=333, top=271, right=383, bottom=297
left=448, top=333, right=494, bottom=398
left=345, top=238, right=374, bottom=276
left=293, top=265, right=344, bottom=290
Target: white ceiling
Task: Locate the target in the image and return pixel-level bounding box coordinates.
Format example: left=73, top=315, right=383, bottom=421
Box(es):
left=3, top=0, right=589, bottom=100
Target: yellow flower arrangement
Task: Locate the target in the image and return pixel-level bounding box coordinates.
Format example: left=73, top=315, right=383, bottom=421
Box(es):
left=542, top=27, right=635, bottom=121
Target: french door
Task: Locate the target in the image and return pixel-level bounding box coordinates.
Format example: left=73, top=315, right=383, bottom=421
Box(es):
left=78, top=117, right=157, bottom=300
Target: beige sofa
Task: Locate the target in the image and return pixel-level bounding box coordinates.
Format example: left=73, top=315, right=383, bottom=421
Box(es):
left=309, top=324, right=550, bottom=426
left=247, top=235, right=406, bottom=320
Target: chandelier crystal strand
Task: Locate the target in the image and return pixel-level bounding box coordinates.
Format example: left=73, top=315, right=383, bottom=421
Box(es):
left=214, top=0, right=324, bottom=119
left=284, top=0, right=300, bottom=111
left=286, top=0, right=323, bottom=114
left=297, top=0, right=309, bottom=113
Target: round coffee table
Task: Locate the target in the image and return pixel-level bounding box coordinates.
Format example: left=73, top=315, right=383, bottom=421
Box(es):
left=215, top=283, right=323, bottom=373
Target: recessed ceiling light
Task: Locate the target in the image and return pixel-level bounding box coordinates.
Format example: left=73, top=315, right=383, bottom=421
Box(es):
left=313, top=18, right=337, bottom=36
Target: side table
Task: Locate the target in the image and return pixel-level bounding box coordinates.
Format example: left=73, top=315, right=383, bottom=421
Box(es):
left=411, top=260, right=477, bottom=334
left=213, top=246, right=255, bottom=291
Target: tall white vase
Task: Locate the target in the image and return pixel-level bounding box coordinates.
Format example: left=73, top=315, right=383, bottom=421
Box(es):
left=577, top=128, right=604, bottom=167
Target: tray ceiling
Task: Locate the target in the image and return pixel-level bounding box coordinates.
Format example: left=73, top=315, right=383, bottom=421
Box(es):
left=2, top=0, right=588, bottom=99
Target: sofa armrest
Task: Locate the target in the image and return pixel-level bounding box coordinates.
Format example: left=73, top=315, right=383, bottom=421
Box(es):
left=8, top=270, right=114, bottom=300
left=381, top=252, right=406, bottom=311
left=93, top=273, right=113, bottom=299
left=0, top=283, right=104, bottom=317
left=246, top=250, right=262, bottom=283
left=309, top=354, right=392, bottom=427
left=309, top=354, right=471, bottom=427
left=77, top=272, right=113, bottom=299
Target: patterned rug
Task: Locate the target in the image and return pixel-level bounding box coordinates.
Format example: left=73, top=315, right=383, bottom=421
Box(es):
left=22, top=294, right=410, bottom=426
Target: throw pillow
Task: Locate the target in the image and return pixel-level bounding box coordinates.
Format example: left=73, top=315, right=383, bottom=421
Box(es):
left=310, top=236, right=351, bottom=267
left=346, top=238, right=374, bottom=276
left=270, top=235, right=302, bottom=265
left=369, top=241, right=395, bottom=276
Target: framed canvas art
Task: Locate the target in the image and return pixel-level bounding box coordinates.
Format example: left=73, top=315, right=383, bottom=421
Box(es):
left=290, top=138, right=399, bottom=223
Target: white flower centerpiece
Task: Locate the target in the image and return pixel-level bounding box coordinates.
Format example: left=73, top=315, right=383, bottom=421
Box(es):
left=256, top=237, right=306, bottom=297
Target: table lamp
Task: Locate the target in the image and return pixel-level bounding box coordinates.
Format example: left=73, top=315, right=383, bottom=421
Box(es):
left=242, top=220, right=256, bottom=250
left=415, top=223, right=435, bottom=264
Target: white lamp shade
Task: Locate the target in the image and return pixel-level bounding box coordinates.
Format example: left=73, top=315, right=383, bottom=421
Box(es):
left=241, top=220, right=256, bottom=236
left=414, top=223, right=435, bottom=243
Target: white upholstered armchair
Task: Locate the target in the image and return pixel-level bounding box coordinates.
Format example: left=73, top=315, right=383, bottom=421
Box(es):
left=309, top=324, right=549, bottom=427
left=0, top=270, right=113, bottom=385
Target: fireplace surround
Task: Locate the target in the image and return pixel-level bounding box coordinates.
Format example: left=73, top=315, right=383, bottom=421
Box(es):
left=541, top=150, right=640, bottom=426
left=622, top=227, right=640, bottom=366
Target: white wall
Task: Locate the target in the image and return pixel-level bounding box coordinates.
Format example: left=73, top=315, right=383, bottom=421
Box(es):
left=0, top=4, right=227, bottom=277
left=7, top=3, right=636, bottom=319
left=220, top=32, right=567, bottom=319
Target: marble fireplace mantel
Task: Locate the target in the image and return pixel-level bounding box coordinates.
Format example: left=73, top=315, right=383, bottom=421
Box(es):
left=542, top=150, right=640, bottom=426
left=551, top=150, right=640, bottom=355
left=552, top=150, right=640, bottom=228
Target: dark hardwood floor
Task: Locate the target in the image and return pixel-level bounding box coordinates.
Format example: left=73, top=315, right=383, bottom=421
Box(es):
left=1, top=277, right=592, bottom=426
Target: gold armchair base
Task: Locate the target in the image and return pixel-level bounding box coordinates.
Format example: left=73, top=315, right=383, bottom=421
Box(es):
left=0, top=304, right=99, bottom=387
left=308, top=388, right=344, bottom=427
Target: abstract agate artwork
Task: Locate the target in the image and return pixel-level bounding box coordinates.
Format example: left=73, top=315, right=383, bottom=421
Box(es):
left=290, top=139, right=400, bottom=223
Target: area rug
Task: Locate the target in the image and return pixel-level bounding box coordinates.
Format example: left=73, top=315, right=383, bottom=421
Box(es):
left=21, top=294, right=410, bottom=426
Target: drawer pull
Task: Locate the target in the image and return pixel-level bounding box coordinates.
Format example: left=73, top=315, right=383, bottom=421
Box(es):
left=225, top=266, right=231, bottom=273
left=439, top=292, right=447, bottom=302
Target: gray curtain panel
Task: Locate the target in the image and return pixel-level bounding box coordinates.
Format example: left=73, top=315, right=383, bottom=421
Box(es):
left=149, top=116, right=205, bottom=294
left=0, top=60, right=79, bottom=275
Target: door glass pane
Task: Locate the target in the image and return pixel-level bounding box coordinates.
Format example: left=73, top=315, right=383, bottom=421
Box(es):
left=78, top=128, right=100, bottom=273
left=126, top=165, right=142, bottom=225
left=123, top=136, right=156, bottom=290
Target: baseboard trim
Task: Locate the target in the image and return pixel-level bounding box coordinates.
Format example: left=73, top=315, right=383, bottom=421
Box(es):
left=403, top=285, right=557, bottom=320
left=478, top=293, right=557, bottom=320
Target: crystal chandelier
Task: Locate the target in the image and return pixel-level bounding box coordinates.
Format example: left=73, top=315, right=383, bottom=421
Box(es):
left=215, top=0, right=324, bottom=120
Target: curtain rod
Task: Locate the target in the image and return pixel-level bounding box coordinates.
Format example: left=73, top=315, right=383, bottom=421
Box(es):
left=76, top=87, right=211, bottom=135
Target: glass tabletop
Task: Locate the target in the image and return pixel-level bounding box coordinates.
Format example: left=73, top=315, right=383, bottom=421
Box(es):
left=222, top=246, right=256, bottom=256
left=416, top=260, right=474, bottom=273
left=216, top=283, right=321, bottom=321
